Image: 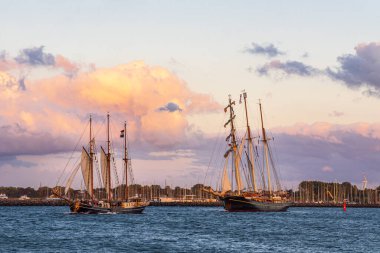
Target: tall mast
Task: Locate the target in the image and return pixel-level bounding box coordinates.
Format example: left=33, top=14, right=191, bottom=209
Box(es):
left=259, top=100, right=272, bottom=195
left=107, top=113, right=112, bottom=202
left=225, top=95, right=241, bottom=194
left=242, top=91, right=257, bottom=192
left=124, top=121, right=128, bottom=201
left=89, top=115, right=94, bottom=200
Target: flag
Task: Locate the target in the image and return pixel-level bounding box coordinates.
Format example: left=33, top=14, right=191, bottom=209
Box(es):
left=239, top=94, right=242, bottom=104
left=224, top=149, right=232, bottom=158
left=120, top=130, right=125, bottom=138
left=224, top=119, right=231, bottom=128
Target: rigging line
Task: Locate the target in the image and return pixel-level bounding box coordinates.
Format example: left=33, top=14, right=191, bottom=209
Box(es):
left=256, top=143, right=266, bottom=190
left=92, top=117, right=106, bottom=150
left=215, top=153, right=227, bottom=191
left=56, top=120, right=89, bottom=187
left=267, top=146, right=282, bottom=191
left=121, top=160, right=126, bottom=185
left=237, top=150, right=251, bottom=191
left=92, top=140, right=103, bottom=188
left=267, top=129, right=284, bottom=186
left=244, top=150, right=254, bottom=191
left=125, top=125, right=135, bottom=185
left=108, top=118, right=120, bottom=187
left=202, top=112, right=227, bottom=186
left=94, top=155, right=102, bottom=191
left=61, top=155, right=81, bottom=190
left=214, top=127, right=230, bottom=188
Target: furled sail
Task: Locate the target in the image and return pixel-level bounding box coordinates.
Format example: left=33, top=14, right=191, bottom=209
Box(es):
left=81, top=148, right=93, bottom=197
left=100, top=147, right=110, bottom=197
left=221, top=157, right=231, bottom=194
left=65, top=163, right=80, bottom=195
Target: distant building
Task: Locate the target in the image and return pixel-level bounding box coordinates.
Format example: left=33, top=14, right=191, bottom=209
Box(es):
left=0, top=193, right=8, bottom=199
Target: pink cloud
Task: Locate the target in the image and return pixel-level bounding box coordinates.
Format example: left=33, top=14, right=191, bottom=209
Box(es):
left=55, top=55, right=79, bottom=76
left=0, top=61, right=221, bottom=154
left=273, top=122, right=380, bottom=144
left=321, top=166, right=333, bottom=173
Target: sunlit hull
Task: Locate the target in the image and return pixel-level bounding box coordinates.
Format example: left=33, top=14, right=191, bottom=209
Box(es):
left=69, top=201, right=148, bottom=214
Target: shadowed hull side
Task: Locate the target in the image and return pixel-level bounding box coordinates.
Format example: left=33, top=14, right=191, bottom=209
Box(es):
left=222, top=196, right=291, bottom=212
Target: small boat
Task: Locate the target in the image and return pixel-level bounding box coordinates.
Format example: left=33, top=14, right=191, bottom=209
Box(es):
left=54, top=114, right=149, bottom=214
left=205, top=91, right=291, bottom=212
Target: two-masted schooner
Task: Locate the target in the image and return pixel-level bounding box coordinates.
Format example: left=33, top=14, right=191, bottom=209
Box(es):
left=53, top=113, right=148, bottom=214
left=205, top=91, right=291, bottom=212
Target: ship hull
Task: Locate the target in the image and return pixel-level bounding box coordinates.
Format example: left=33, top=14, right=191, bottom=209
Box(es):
left=222, top=196, right=291, bottom=212
left=69, top=201, right=147, bottom=214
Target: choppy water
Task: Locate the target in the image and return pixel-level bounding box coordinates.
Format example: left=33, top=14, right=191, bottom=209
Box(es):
left=0, top=206, right=379, bottom=252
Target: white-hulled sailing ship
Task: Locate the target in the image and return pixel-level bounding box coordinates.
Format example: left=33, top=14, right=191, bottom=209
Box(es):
left=205, top=91, right=291, bottom=212
left=53, top=113, right=148, bottom=214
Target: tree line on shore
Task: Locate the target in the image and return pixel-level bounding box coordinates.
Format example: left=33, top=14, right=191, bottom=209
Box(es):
left=290, top=181, right=380, bottom=204
left=0, top=183, right=214, bottom=200
left=2, top=181, right=379, bottom=204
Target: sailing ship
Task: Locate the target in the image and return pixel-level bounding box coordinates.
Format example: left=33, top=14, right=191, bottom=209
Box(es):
left=205, top=91, right=291, bottom=212
left=53, top=113, right=149, bottom=214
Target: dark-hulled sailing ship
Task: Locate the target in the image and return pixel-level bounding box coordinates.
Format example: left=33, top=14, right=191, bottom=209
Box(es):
left=53, top=113, right=148, bottom=214
left=205, top=91, right=291, bottom=212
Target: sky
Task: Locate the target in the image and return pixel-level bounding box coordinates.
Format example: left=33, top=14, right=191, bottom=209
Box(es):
left=1, top=0, right=380, bottom=189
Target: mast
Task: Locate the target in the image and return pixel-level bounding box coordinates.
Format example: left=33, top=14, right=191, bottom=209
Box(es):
left=259, top=100, right=272, bottom=195
left=225, top=95, right=242, bottom=194
left=89, top=115, right=94, bottom=200
left=107, top=113, right=112, bottom=202
left=242, top=91, right=257, bottom=192
left=124, top=121, right=128, bottom=200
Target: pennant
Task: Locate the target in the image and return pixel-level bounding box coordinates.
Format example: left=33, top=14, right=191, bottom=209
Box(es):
left=120, top=130, right=125, bottom=138
left=224, top=149, right=232, bottom=158
left=239, top=94, right=242, bottom=104
left=224, top=119, right=231, bottom=128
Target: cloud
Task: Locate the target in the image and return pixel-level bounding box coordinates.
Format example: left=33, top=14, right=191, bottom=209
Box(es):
left=158, top=102, right=182, bottom=112
left=0, top=61, right=221, bottom=155
left=0, top=50, right=5, bottom=60
left=245, top=42, right=284, bottom=58
left=0, top=71, right=25, bottom=94
left=15, top=46, right=55, bottom=66
left=271, top=123, right=380, bottom=187
left=327, top=42, right=380, bottom=96
left=0, top=51, right=17, bottom=71
left=0, top=124, right=74, bottom=156
left=274, top=122, right=380, bottom=142
left=1, top=46, right=79, bottom=77
left=257, top=60, right=319, bottom=77
left=148, top=149, right=195, bottom=159
left=54, top=55, right=80, bottom=77
left=321, top=166, right=333, bottom=172
left=329, top=111, right=344, bottom=117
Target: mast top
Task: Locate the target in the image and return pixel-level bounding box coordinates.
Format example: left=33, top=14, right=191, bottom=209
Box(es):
left=242, top=90, right=247, bottom=98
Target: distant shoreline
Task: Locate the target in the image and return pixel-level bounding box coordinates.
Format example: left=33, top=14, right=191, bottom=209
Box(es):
left=1, top=199, right=380, bottom=208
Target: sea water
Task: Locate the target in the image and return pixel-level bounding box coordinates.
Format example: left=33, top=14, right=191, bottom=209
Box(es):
left=0, top=206, right=379, bottom=252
